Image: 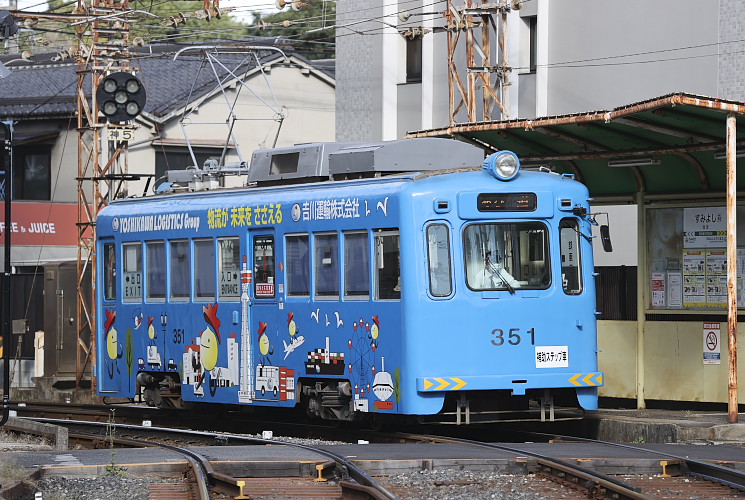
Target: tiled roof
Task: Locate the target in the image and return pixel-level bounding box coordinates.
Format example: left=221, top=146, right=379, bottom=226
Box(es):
left=0, top=42, right=332, bottom=121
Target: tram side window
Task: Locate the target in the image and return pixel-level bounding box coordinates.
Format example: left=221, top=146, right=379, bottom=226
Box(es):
left=146, top=241, right=166, bottom=300
left=103, top=243, right=116, bottom=301
left=218, top=237, right=240, bottom=300
left=560, top=219, right=583, bottom=294
left=375, top=230, right=400, bottom=300
left=344, top=231, right=369, bottom=299
left=195, top=238, right=215, bottom=300
left=253, top=235, right=275, bottom=298
left=315, top=233, right=339, bottom=299
left=286, top=234, right=310, bottom=297
left=170, top=240, right=190, bottom=300
left=123, top=242, right=142, bottom=301
left=426, top=224, right=452, bottom=297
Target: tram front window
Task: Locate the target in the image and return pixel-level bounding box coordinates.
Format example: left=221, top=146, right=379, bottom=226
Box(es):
left=464, top=222, right=549, bottom=292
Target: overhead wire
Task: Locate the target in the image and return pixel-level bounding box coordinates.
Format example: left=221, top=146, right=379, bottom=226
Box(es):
left=9, top=1, right=745, bottom=72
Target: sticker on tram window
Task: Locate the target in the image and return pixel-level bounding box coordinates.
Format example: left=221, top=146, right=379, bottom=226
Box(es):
left=535, top=346, right=569, bottom=368
left=256, top=283, right=275, bottom=296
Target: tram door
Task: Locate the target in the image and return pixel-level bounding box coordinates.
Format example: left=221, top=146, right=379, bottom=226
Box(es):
left=249, top=230, right=280, bottom=400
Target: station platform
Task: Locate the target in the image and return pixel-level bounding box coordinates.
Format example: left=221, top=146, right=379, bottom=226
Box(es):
left=580, top=408, right=745, bottom=445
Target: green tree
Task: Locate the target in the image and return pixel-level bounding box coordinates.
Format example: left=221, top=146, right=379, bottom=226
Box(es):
left=47, top=1, right=246, bottom=45
left=250, top=1, right=335, bottom=59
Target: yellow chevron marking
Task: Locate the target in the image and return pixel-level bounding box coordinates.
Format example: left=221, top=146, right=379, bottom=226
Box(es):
left=582, top=373, right=596, bottom=386
left=569, top=374, right=582, bottom=386
left=423, top=379, right=434, bottom=390
left=595, top=374, right=603, bottom=385
left=434, top=378, right=450, bottom=391
left=451, top=378, right=467, bottom=390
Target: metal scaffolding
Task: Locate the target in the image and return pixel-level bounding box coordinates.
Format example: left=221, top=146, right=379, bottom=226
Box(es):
left=445, top=0, right=511, bottom=125
left=75, top=0, right=133, bottom=390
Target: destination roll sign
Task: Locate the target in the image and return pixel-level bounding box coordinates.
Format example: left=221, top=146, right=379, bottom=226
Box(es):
left=477, top=192, right=537, bottom=212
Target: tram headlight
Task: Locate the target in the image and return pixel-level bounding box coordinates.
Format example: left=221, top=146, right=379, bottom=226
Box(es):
left=482, top=150, right=520, bottom=181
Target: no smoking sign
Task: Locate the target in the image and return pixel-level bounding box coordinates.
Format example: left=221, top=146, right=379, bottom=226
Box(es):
left=703, top=322, right=721, bottom=365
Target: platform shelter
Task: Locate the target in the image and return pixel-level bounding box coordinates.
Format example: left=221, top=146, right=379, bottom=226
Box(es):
left=408, top=93, right=745, bottom=414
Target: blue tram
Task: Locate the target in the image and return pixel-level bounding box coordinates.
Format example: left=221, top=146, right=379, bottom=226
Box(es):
left=95, top=138, right=605, bottom=424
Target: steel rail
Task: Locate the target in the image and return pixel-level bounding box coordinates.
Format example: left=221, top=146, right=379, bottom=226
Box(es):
left=395, top=432, right=652, bottom=500
left=529, top=431, right=745, bottom=492
left=24, top=417, right=398, bottom=500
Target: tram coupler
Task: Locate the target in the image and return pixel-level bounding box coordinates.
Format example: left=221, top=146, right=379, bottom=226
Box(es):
left=540, top=390, right=555, bottom=422
left=456, top=393, right=470, bottom=425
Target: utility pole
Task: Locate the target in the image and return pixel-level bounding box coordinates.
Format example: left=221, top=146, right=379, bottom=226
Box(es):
left=445, top=0, right=513, bottom=125
left=75, top=0, right=134, bottom=391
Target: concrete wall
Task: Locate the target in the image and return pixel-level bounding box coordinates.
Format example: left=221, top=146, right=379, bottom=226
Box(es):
left=599, top=320, right=745, bottom=404
left=545, top=0, right=719, bottom=115
left=336, top=0, right=381, bottom=141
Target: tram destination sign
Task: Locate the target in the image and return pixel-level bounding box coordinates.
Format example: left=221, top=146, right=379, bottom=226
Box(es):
left=477, top=192, right=536, bottom=212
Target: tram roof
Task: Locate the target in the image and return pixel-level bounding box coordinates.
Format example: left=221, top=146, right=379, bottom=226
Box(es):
left=406, top=93, right=745, bottom=203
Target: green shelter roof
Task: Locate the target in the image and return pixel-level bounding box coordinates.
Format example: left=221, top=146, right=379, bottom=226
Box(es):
left=407, top=93, right=745, bottom=201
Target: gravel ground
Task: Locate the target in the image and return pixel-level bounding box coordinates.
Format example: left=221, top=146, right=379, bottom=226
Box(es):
left=34, top=476, right=156, bottom=500
left=382, top=469, right=554, bottom=500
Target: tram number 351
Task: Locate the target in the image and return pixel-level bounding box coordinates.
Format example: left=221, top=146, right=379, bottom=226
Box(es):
left=491, top=328, right=535, bottom=346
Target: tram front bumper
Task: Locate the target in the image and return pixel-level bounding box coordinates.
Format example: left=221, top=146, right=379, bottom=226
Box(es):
left=416, top=371, right=604, bottom=395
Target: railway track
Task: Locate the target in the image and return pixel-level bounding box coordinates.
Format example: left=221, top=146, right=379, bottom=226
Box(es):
left=6, top=403, right=745, bottom=498
left=18, top=416, right=396, bottom=500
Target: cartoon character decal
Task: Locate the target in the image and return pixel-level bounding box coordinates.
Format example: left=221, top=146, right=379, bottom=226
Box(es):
left=283, top=312, right=305, bottom=359
left=258, top=321, right=273, bottom=365
left=147, top=316, right=162, bottom=367
left=104, top=309, right=122, bottom=378
left=369, top=315, right=380, bottom=350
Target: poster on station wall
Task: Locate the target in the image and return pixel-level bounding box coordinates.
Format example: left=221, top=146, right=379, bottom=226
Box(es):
left=651, top=272, right=665, bottom=307
left=683, top=249, right=707, bottom=307
left=683, top=207, right=726, bottom=248
left=667, top=272, right=683, bottom=308
left=703, top=322, right=721, bottom=365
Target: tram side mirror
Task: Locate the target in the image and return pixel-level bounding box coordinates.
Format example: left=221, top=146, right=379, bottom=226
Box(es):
left=600, top=224, right=613, bottom=252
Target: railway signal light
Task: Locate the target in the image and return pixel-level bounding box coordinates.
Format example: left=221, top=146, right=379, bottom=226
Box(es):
left=96, top=72, right=147, bottom=123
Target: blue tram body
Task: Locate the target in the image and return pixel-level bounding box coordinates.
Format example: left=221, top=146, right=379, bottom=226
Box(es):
left=95, top=139, right=603, bottom=424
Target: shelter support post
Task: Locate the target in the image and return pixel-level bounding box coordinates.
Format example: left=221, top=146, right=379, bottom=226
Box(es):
left=636, top=191, right=646, bottom=409
left=727, top=112, right=738, bottom=424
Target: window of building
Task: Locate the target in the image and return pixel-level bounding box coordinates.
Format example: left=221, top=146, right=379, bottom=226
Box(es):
left=146, top=241, right=166, bottom=300
left=122, top=242, right=142, bottom=301
left=528, top=16, right=537, bottom=73
left=315, top=232, right=339, bottom=299
left=253, top=235, right=275, bottom=298
left=406, top=36, right=423, bottom=83
left=286, top=234, right=310, bottom=297
left=170, top=240, right=190, bottom=300
left=194, top=238, right=215, bottom=300
left=560, top=219, right=582, bottom=294
left=13, top=147, right=51, bottom=200
left=344, top=231, right=369, bottom=299
left=218, top=237, right=240, bottom=300
left=103, top=243, right=116, bottom=301
left=426, top=224, right=452, bottom=297
left=374, top=229, right=400, bottom=300
left=464, top=222, right=549, bottom=292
